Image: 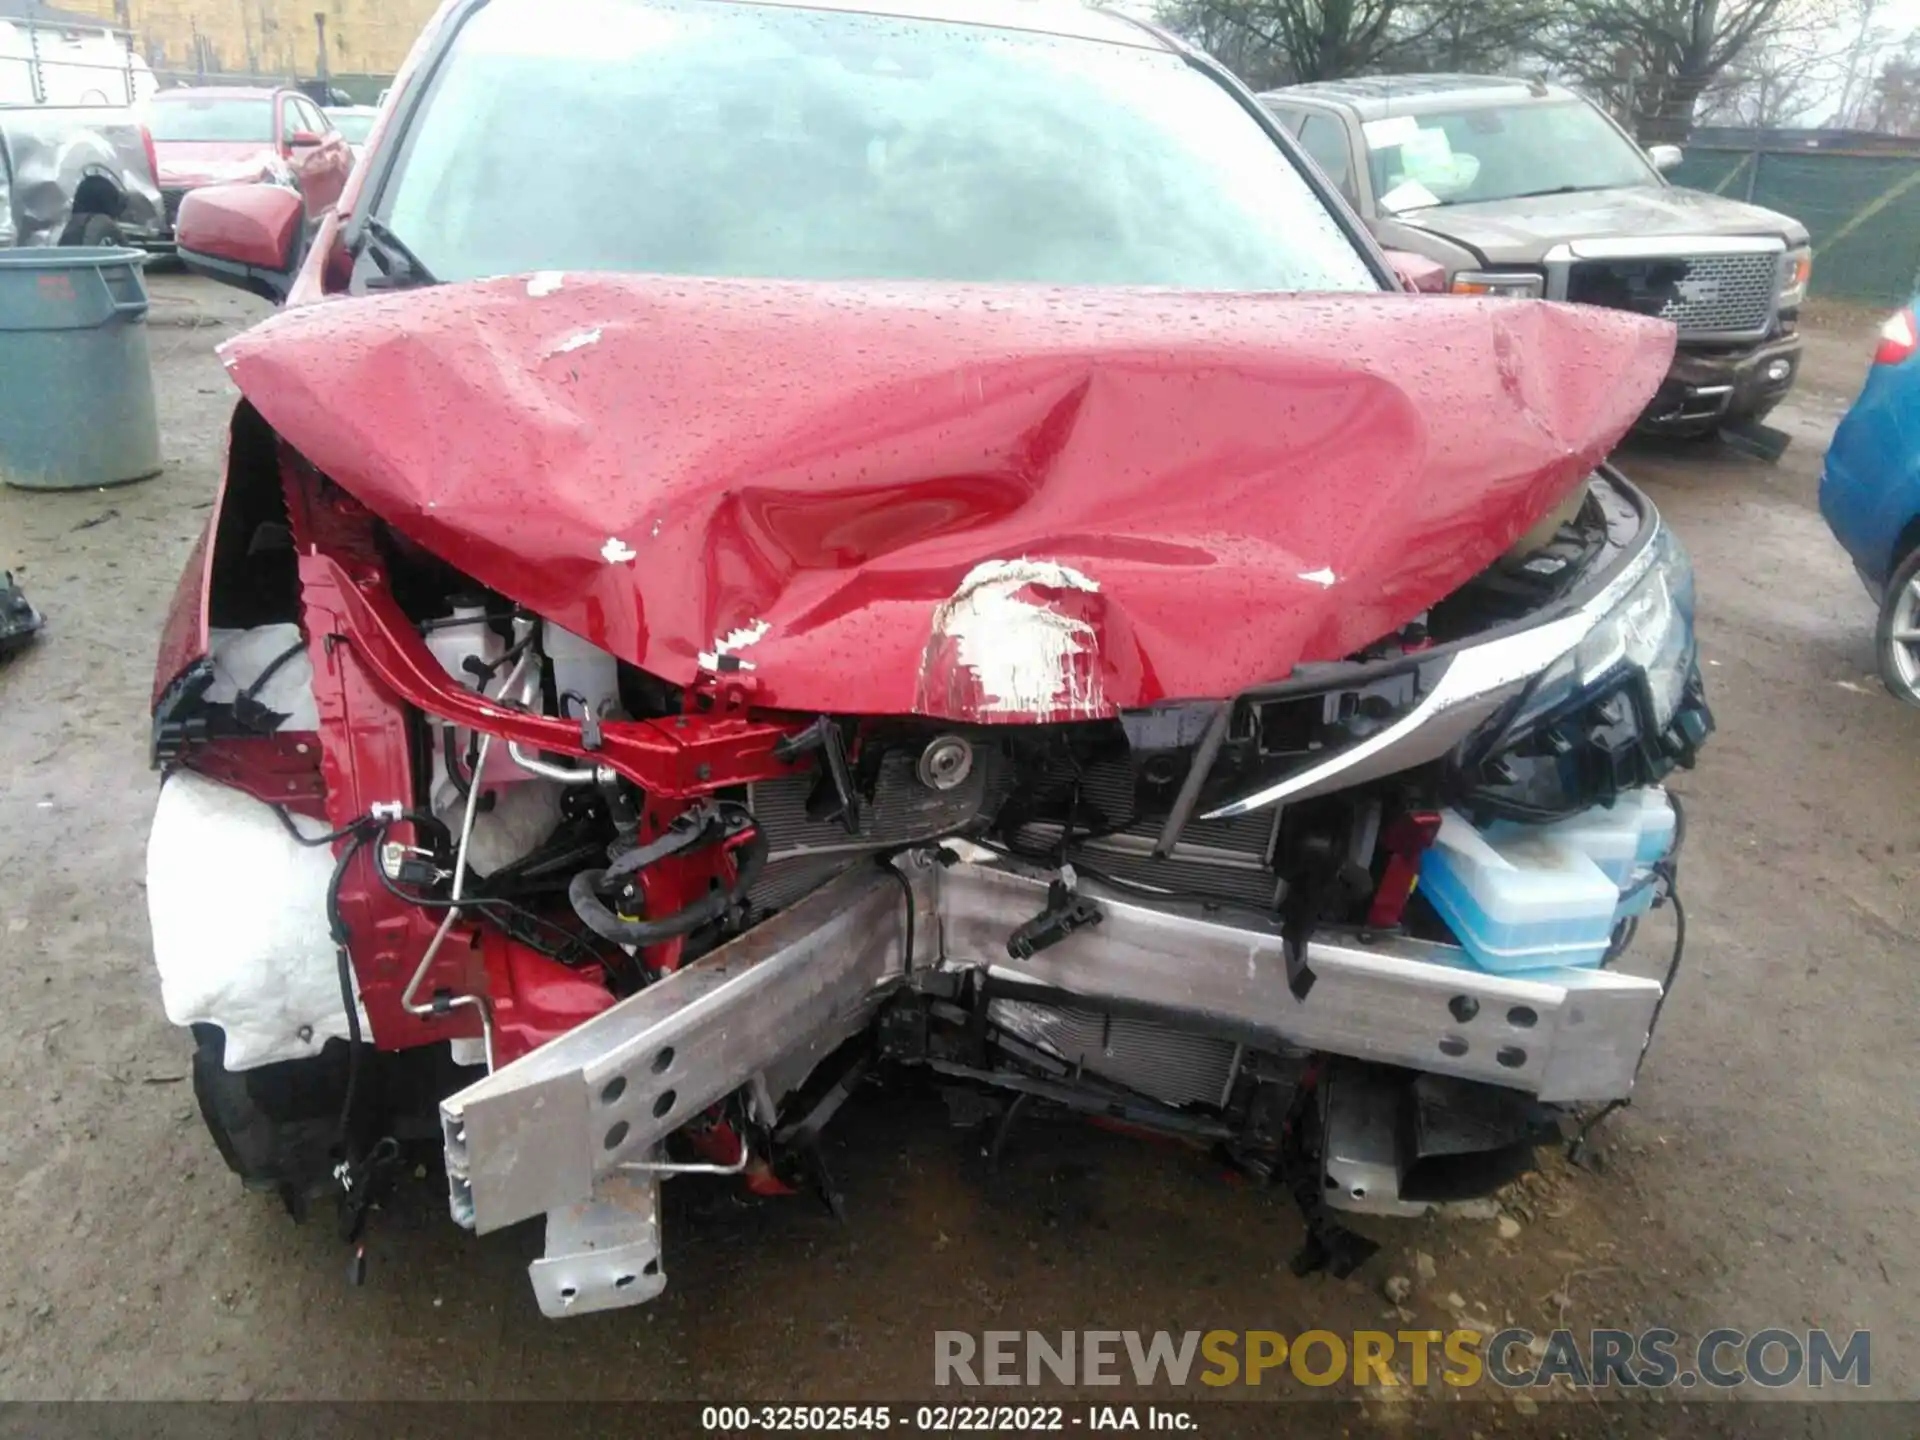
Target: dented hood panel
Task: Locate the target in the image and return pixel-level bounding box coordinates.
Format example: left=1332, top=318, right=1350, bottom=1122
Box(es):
left=221, top=274, right=1673, bottom=721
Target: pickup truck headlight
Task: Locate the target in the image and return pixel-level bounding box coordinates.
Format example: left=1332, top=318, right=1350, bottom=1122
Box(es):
left=1778, top=247, right=1812, bottom=307
left=1451, top=271, right=1544, bottom=299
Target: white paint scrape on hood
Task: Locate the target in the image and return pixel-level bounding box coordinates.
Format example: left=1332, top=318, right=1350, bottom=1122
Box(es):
left=146, top=771, right=366, bottom=1070
left=921, top=558, right=1104, bottom=719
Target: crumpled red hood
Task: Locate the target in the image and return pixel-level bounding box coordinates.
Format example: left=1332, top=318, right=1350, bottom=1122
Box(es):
left=154, top=140, right=278, bottom=189
left=221, top=274, right=1672, bottom=722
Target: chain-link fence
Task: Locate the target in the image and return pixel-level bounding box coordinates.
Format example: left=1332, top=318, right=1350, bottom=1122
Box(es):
left=1672, top=146, right=1920, bottom=307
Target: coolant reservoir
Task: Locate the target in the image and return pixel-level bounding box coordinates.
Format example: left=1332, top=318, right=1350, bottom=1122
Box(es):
left=544, top=623, right=621, bottom=721
left=423, top=605, right=526, bottom=795
left=1499, top=481, right=1587, bottom=571
left=424, top=604, right=503, bottom=691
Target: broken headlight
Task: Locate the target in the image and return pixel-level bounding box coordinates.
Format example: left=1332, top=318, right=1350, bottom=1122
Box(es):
left=1463, top=522, right=1707, bottom=817
left=1506, top=523, right=1694, bottom=734
left=1575, top=524, right=1694, bottom=727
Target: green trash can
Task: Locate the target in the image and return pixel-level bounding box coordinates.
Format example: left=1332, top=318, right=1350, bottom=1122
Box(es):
left=0, top=247, right=162, bottom=491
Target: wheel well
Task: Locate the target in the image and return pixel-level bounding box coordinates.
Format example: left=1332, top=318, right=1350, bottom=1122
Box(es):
left=207, top=402, right=301, bottom=629
left=70, top=173, right=124, bottom=218
left=1892, top=515, right=1920, bottom=577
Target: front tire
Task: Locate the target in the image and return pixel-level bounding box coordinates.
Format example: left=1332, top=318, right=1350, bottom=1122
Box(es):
left=61, top=212, right=123, bottom=247
left=1875, top=547, right=1920, bottom=706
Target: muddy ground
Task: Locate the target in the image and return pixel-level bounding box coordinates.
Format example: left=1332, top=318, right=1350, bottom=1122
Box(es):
left=0, top=277, right=1915, bottom=1432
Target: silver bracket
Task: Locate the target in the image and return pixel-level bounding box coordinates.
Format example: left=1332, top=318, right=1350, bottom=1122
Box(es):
left=442, top=862, right=923, bottom=1234
left=527, top=1169, right=666, bottom=1319
left=1319, top=1063, right=1428, bottom=1217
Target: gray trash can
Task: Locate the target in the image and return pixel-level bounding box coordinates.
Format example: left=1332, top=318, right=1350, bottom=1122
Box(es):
left=0, top=247, right=162, bottom=491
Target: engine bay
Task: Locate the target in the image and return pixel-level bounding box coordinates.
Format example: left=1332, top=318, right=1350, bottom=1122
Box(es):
left=147, top=444, right=1710, bottom=1311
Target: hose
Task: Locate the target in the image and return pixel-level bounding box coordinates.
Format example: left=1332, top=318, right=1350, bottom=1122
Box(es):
left=1567, top=791, right=1688, bottom=1164
left=441, top=724, right=472, bottom=799
left=568, top=824, right=768, bottom=946
left=238, top=637, right=305, bottom=704
left=326, top=825, right=375, bottom=1150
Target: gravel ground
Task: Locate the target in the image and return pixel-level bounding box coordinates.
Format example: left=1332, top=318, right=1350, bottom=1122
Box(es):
left=0, top=278, right=1915, bottom=1431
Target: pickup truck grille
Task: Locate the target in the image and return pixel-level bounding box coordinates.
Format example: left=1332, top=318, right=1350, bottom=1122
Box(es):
left=1566, top=252, right=1776, bottom=338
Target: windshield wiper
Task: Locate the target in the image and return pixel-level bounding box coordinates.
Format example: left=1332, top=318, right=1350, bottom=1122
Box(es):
left=359, top=217, right=438, bottom=290
left=1499, top=184, right=1594, bottom=202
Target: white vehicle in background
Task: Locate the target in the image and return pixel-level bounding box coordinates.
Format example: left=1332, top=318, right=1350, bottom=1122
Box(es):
left=0, top=17, right=164, bottom=248
left=0, top=19, right=158, bottom=106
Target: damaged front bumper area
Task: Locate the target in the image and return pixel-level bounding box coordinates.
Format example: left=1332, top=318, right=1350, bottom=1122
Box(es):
left=153, top=433, right=1708, bottom=1317
left=447, top=855, right=1664, bottom=1315
left=424, top=471, right=1709, bottom=1318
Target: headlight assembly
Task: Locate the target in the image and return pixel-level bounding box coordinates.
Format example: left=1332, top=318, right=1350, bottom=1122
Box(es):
left=1463, top=522, right=1709, bottom=820
left=1451, top=270, right=1545, bottom=299
left=1779, top=246, right=1812, bottom=308
left=1498, top=522, right=1695, bottom=735
left=1576, top=525, right=1694, bottom=727
left=1201, top=483, right=1712, bottom=824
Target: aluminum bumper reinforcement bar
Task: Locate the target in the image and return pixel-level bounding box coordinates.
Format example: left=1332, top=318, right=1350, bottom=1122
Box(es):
left=442, top=852, right=1661, bottom=1246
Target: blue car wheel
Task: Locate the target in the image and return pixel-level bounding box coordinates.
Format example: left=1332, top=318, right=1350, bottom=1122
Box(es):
left=1877, top=547, right=1920, bottom=705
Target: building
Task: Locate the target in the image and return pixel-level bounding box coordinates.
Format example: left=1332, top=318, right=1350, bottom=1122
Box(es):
left=45, top=0, right=436, bottom=89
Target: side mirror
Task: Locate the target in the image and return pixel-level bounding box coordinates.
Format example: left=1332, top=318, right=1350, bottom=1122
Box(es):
left=1380, top=248, right=1448, bottom=294
left=287, top=130, right=323, bottom=148
left=1647, top=144, right=1683, bottom=173
left=176, top=184, right=304, bottom=303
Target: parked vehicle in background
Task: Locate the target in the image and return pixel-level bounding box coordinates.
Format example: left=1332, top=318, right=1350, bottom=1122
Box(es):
left=0, top=18, right=164, bottom=248
left=158, top=0, right=1707, bottom=1321
left=146, top=87, right=352, bottom=245
left=1262, top=75, right=1812, bottom=441
left=1819, top=306, right=1920, bottom=705
left=324, top=104, right=379, bottom=164
left=0, top=18, right=157, bottom=105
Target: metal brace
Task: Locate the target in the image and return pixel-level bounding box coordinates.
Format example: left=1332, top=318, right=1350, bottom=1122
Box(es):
left=527, top=1169, right=667, bottom=1319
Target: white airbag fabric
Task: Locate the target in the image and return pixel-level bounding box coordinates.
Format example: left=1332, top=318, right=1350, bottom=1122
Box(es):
left=205, top=623, right=319, bottom=730
left=147, top=771, right=367, bottom=1070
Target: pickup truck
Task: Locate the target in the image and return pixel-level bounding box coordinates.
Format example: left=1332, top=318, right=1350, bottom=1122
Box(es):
left=1262, top=74, right=1811, bottom=438
left=0, top=19, right=164, bottom=248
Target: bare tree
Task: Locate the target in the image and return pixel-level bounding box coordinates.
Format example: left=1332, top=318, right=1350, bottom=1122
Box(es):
left=1862, top=38, right=1920, bottom=133
left=1545, top=0, right=1799, bottom=141
left=1160, top=0, right=1553, bottom=88
left=1697, top=7, right=1851, bottom=127
left=1829, top=0, right=1884, bottom=124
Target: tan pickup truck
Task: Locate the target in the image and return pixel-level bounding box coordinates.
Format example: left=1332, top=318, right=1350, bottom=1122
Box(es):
left=1262, top=74, right=1812, bottom=439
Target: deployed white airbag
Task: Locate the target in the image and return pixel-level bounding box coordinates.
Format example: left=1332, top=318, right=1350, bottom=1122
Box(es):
left=147, top=770, right=367, bottom=1070
left=205, top=622, right=318, bottom=730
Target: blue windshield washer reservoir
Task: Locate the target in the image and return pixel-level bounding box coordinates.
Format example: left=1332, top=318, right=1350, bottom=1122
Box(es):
left=1419, top=810, right=1619, bottom=972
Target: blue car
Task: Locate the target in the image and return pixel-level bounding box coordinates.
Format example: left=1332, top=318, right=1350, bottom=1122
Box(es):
left=1820, top=306, right=1920, bottom=705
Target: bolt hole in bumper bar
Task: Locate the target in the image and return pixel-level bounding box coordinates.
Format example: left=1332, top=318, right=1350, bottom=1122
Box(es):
left=441, top=853, right=1660, bottom=1315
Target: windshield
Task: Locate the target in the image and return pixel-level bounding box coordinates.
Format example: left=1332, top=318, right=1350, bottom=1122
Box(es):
left=329, top=110, right=376, bottom=143
left=147, top=95, right=274, bottom=143
left=1365, top=100, right=1656, bottom=212
left=377, top=0, right=1378, bottom=290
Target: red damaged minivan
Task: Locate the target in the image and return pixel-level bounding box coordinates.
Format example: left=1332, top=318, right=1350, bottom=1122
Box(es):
left=152, top=0, right=1709, bottom=1317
